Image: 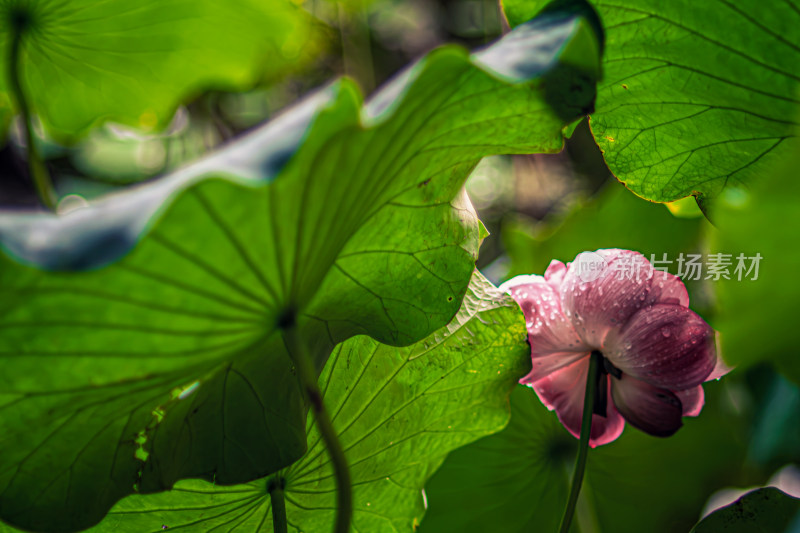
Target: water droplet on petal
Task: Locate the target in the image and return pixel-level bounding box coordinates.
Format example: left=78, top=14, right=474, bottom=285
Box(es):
left=661, top=327, right=671, bottom=338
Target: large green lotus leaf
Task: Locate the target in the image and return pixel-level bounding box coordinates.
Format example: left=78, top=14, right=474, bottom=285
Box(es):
left=0, top=272, right=529, bottom=533
left=0, top=8, right=602, bottom=532
left=502, top=0, right=800, bottom=203
left=0, top=0, right=318, bottom=138
left=690, top=487, right=800, bottom=533
left=711, top=140, right=800, bottom=384
left=421, top=381, right=755, bottom=533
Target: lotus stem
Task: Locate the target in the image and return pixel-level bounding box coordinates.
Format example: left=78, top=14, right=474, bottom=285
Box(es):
left=268, top=476, right=288, bottom=533
left=7, top=10, right=57, bottom=210
left=283, top=324, right=352, bottom=533
left=557, top=350, right=602, bottom=533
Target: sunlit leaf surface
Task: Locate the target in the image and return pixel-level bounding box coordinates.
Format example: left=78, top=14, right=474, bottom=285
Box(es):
left=503, top=0, right=800, bottom=202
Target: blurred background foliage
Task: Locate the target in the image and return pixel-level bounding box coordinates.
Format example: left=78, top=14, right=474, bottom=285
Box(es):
left=1, top=0, right=508, bottom=207
left=1, top=0, right=797, bottom=530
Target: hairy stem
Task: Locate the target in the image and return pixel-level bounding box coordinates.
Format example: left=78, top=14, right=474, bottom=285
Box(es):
left=283, top=326, right=352, bottom=533
left=7, top=15, right=56, bottom=210
left=268, top=476, right=288, bottom=533
left=558, top=351, right=602, bottom=533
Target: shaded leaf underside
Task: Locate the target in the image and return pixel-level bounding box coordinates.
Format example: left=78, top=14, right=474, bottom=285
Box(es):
left=421, top=381, right=754, bottom=533
left=690, top=487, right=800, bottom=533
left=27, top=273, right=530, bottom=533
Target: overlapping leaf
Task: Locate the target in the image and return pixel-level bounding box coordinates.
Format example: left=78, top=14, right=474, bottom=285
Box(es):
left=0, top=0, right=318, bottom=138
left=0, top=272, right=529, bottom=533
left=0, top=8, right=602, bottom=531
left=503, top=0, right=800, bottom=203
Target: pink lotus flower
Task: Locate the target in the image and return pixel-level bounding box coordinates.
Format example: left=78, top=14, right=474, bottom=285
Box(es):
left=501, top=249, right=719, bottom=447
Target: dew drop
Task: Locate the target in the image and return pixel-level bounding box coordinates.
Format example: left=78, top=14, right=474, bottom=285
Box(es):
left=661, top=327, right=671, bottom=338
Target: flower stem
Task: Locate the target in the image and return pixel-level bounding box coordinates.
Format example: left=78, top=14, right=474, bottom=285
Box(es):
left=7, top=13, right=57, bottom=210
left=268, top=476, right=288, bottom=533
left=558, top=351, right=602, bottom=533
left=283, top=325, right=352, bottom=533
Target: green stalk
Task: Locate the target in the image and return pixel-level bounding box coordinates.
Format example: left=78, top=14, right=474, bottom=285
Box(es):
left=7, top=13, right=56, bottom=210
left=558, top=351, right=602, bottom=533
left=283, top=325, right=352, bottom=533
left=268, top=476, right=288, bottom=533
